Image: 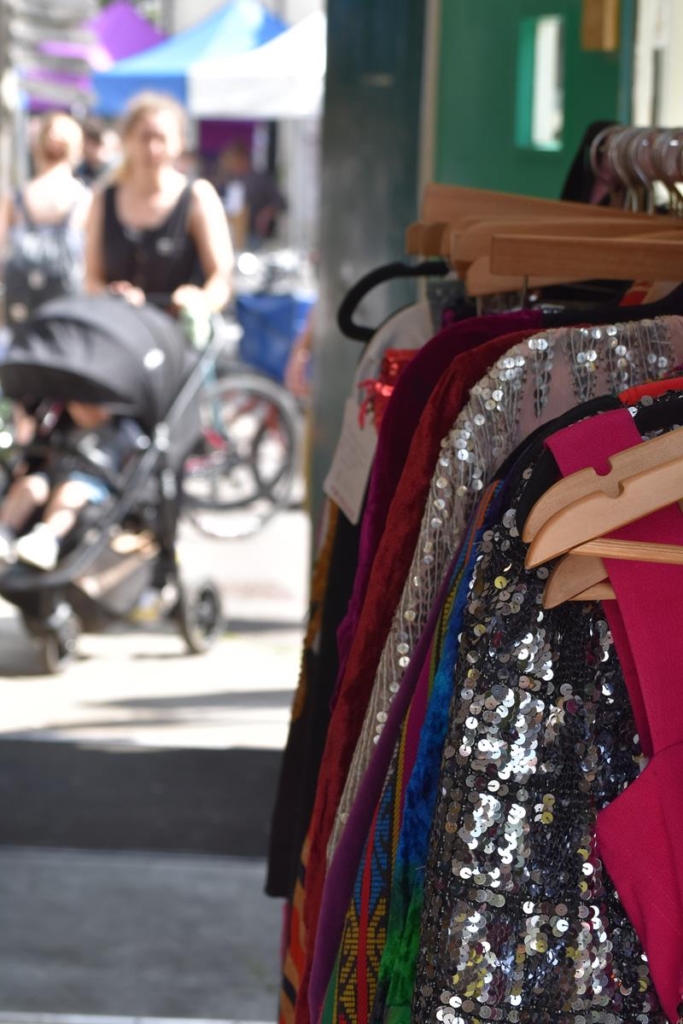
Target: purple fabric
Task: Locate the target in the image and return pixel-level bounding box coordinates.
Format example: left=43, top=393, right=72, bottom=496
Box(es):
left=309, top=545, right=463, bottom=1018
left=335, top=308, right=543, bottom=691
left=42, top=1, right=164, bottom=67
left=26, top=1, right=164, bottom=111
left=199, top=120, right=255, bottom=156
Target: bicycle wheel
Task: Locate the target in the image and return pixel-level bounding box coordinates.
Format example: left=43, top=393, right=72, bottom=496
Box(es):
left=182, top=371, right=302, bottom=539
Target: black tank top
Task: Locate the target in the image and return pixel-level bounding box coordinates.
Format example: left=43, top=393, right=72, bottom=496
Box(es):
left=102, top=183, right=203, bottom=299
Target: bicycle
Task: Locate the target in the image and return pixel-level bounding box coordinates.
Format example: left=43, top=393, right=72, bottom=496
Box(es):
left=121, top=293, right=304, bottom=541
left=182, top=346, right=303, bottom=540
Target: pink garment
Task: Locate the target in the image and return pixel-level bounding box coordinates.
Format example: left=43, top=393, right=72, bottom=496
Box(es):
left=547, top=408, right=683, bottom=1024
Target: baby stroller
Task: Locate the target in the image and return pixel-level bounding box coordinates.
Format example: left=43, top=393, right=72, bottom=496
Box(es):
left=0, top=294, right=224, bottom=673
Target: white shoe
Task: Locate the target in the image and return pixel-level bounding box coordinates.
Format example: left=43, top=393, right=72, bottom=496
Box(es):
left=15, top=525, right=59, bottom=571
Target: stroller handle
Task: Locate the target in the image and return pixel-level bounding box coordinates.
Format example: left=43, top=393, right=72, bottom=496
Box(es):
left=107, top=290, right=174, bottom=312
left=110, top=291, right=213, bottom=314
left=107, top=289, right=223, bottom=343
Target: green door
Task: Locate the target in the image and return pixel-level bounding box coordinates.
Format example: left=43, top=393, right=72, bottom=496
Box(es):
left=435, top=0, right=635, bottom=197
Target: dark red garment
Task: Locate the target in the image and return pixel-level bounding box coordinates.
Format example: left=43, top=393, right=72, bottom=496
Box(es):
left=547, top=408, right=683, bottom=1024
left=294, top=326, right=540, bottom=1024
left=335, top=310, right=543, bottom=687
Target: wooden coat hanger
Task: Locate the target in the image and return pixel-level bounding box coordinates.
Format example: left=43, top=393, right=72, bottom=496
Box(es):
left=542, top=553, right=613, bottom=608
left=405, top=182, right=670, bottom=257
left=465, top=232, right=683, bottom=298
left=451, top=216, right=683, bottom=265
left=490, top=234, right=683, bottom=284
left=542, top=535, right=683, bottom=608
left=416, top=183, right=663, bottom=226
left=523, top=427, right=683, bottom=607
left=524, top=426, right=683, bottom=566
left=465, top=255, right=584, bottom=298
left=405, top=221, right=449, bottom=258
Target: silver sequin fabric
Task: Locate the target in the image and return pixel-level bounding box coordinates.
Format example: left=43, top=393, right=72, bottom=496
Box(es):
left=328, top=318, right=683, bottom=860
left=411, top=437, right=668, bottom=1024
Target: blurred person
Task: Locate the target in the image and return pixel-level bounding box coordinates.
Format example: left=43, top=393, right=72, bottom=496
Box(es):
left=85, top=91, right=233, bottom=315
left=0, top=112, right=91, bottom=328
left=75, top=117, right=120, bottom=187
left=217, top=141, right=287, bottom=250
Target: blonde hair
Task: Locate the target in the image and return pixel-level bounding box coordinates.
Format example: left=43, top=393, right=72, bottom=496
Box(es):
left=119, top=91, right=187, bottom=143
left=114, top=91, right=188, bottom=182
left=35, top=113, right=83, bottom=168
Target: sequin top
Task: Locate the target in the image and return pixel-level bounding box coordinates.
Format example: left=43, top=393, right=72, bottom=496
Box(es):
left=328, top=318, right=683, bottom=861
left=411, top=441, right=666, bottom=1024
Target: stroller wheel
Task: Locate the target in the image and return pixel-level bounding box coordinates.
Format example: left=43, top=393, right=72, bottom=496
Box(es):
left=176, top=579, right=223, bottom=654
left=41, top=614, right=81, bottom=675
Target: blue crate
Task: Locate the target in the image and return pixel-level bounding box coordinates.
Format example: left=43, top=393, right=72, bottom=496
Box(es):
left=236, top=293, right=316, bottom=382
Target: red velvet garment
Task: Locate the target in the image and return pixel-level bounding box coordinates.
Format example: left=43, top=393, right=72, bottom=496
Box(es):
left=294, top=328, right=539, bottom=1024
left=336, top=310, right=543, bottom=687
left=547, top=408, right=683, bottom=1024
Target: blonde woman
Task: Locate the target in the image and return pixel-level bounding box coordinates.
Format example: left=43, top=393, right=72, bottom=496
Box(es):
left=85, top=92, right=233, bottom=313
left=2, top=113, right=90, bottom=236
left=1, top=113, right=91, bottom=328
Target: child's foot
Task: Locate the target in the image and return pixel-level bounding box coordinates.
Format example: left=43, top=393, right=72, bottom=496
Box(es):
left=15, top=525, right=59, bottom=571
left=0, top=527, right=16, bottom=564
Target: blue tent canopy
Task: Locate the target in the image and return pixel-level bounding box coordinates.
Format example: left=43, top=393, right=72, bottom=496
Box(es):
left=93, top=0, right=287, bottom=115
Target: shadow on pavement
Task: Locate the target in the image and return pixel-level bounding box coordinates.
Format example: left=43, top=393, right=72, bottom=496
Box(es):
left=96, top=688, right=296, bottom=710
left=0, top=739, right=281, bottom=858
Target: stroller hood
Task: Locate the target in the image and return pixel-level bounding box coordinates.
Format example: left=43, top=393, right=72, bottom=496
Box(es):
left=0, top=295, right=192, bottom=434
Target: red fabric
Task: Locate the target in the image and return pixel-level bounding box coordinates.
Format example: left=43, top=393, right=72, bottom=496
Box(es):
left=618, top=376, right=683, bottom=406
left=619, top=281, right=653, bottom=306
left=547, top=408, right=683, bottom=1024
left=294, top=328, right=538, bottom=1024
left=358, top=348, right=418, bottom=431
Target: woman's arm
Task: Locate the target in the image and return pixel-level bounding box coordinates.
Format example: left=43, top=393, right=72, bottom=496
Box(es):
left=180, top=178, right=234, bottom=313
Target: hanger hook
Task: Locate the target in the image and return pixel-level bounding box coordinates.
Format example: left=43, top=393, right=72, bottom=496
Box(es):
left=589, top=124, right=619, bottom=179
left=607, top=127, right=637, bottom=210
left=625, top=127, right=654, bottom=213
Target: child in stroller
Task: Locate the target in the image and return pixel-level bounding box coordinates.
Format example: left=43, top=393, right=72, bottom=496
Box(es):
left=0, top=293, right=224, bottom=672
left=0, top=399, right=145, bottom=571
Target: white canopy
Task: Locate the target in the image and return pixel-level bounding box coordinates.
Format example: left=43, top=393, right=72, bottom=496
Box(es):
left=188, top=10, right=326, bottom=120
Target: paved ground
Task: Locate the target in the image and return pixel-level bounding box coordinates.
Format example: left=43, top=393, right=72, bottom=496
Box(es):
left=0, top=510, right=311, bottom=1021
left=0, top=849, right=281, bottom=1019
left=0, top=514, right=309, bottom=750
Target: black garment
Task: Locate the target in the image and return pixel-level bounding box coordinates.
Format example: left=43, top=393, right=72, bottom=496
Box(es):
left=102, top=184, right=202, bottom=298
left=412, top=394, right=683, bottom=1024
left=560, top=120, right=617, bottom=204
left=266, top=510, right=360, bottom=899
